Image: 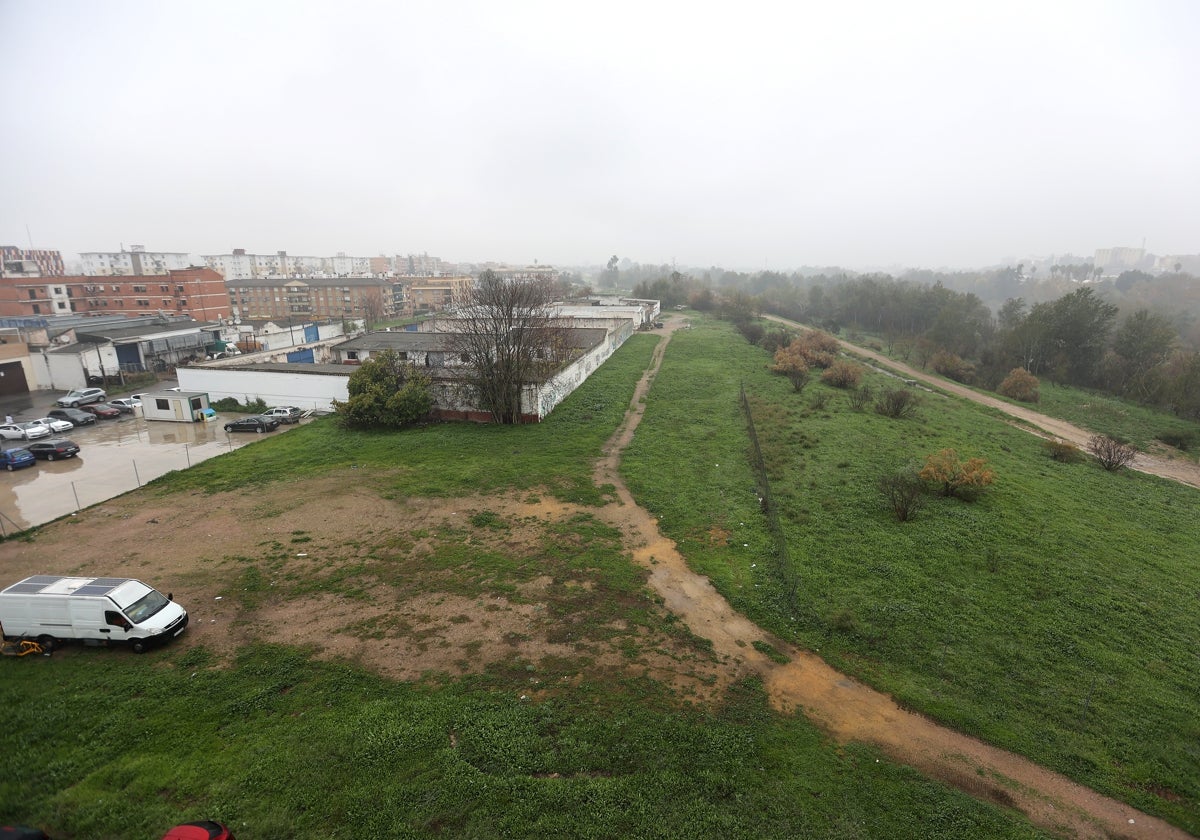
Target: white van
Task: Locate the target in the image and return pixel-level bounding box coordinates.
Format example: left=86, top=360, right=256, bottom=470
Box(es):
left=0, top=575, right=189, bottom=653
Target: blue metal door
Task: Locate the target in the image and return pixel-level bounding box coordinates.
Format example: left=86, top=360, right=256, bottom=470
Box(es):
left=286, top=348, right=315, bottom=363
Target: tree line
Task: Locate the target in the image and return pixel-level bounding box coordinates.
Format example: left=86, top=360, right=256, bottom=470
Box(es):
left=628, top=266, right=1200, bottom=423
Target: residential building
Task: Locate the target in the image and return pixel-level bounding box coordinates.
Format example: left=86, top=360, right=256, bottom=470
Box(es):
left=0, top=268, right=231, bottom=320
left=204, top=249, right=372, bottom=280
left=406, top=276, right=474, bottom=314
left=228, top=276, right=398, bottom=322
left=1093, top=247, right=1151, bottom=276
left=1, top=246, right=65, bottom=277
left=80, top=245, right=199, bottom=276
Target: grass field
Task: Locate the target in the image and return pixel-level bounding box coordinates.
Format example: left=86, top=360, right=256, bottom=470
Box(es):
left=0, top=331, right=1048, bottom=839
left=622, top=319, right=1200, bottom=833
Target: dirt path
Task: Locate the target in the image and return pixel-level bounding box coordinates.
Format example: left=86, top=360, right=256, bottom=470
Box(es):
left=593, top=317, right=1190, bottom=840
left=764, top=314, right=1200, bottom=490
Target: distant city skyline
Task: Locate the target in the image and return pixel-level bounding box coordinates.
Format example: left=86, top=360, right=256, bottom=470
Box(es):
left=2, top=1, right=1197, bottom=271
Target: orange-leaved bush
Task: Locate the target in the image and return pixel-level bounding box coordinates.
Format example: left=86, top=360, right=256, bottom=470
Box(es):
left=919, top=448, right=995, bottom=500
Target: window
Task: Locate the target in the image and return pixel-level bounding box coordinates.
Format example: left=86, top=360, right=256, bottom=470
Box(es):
left=56, top=301, right=66, bottom=309
left=27, top=289, right=36, bottom=299
left=31, top=303, right=40, bottom=314
left=160, top=285, right=169, bottom=292
left=155, top=398, right=169, bottom=410
left=133, top=285, right=147, bottom=293
left=137, top=299, right=150, bottom=307
left=347, top=351, right=358, bottom=360
left=53, top=287, right=62, bottom=294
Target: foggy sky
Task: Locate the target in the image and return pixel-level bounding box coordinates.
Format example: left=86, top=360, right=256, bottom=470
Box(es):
left=1, top=0, right=1197, bottom=271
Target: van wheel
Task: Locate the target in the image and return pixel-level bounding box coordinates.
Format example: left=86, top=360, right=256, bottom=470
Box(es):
left=36, top=635, right=56, bottom=652
left=131, top=639, right=147, bottom=654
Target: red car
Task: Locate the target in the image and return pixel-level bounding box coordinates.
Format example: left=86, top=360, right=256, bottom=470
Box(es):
left=80, top=402, right=122, bottom=419
left=161, top=822, right=236, bottom=840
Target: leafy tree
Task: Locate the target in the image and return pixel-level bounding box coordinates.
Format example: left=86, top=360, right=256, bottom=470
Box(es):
left=997, top=368, right=1039, bottom=402
left=1111, top=309, right=1176, bottom=400
left=447, top=270, right=567, bottom=424
left=601, top=255, right=620, bottom=289
left=919, top=449, right=995, bottom=500
left=333, top=349, right=432, bottom=428
left=770, top=344, right=811, bottom=392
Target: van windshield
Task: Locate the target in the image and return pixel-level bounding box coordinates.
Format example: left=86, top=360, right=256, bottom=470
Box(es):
left=123, top=590, right=170, bottom=624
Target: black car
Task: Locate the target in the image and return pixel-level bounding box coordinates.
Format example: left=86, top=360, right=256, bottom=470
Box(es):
left=26, top=438, right=81, bottom=460
left=224, top=415, right=280, bottom=434
left=47, top=407, right=97, bottom=426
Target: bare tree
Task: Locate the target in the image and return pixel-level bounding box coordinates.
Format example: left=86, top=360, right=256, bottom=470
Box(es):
left=446, top=270, right=567, bottom=423
left=878, top=465, right=925, bottom=522
left=1087, top=435, right=1137, bottom=471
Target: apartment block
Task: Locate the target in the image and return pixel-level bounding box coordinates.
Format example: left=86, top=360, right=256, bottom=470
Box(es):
left=1, top=246, right=66, bottom=277
left=80, top=245, right=199, bottom=276
left=0, top=267, right=232, bottom=320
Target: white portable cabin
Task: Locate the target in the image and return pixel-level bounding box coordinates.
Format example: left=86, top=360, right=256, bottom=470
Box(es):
left=0, top=575, right=189, bottom=653
left=140, top=390, right=212, bottom=423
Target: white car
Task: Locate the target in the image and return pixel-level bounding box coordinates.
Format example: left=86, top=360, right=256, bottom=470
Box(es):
left=0, top=422, right=51, bottom=441
left=32, top=416, right=75, bottom=433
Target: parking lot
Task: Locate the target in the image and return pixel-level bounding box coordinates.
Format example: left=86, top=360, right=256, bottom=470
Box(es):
left=0, top=387, right=301, bottom=533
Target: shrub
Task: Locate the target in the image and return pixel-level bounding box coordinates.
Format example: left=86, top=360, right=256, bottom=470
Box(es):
left=1088, top=435, right=1137, bottom=471
left=820, top=360, right=864, bottom=389
left=997, top=368, right=1040, bottom=402
left=770, top=344, right=811, bottom=393
left=1043, top=440, right=1081, bottom=463
left=847, top=384, right=873, bottom=411
left=919, top=449, right=995, bottom=500
left=792, top=330, right=841, bottom=369
left=736, top=321, right=765, bottom=345
left=211, top=396, right=269, bottom=413
left=1156, top=431, right=1194, bottom=451
left=878, top=465, right=925, bottom=522
left=931, top=350, right=976, bottom=383
left=874, top=387, right=920, bottom=419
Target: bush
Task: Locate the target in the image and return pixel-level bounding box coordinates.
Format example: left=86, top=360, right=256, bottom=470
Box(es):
left=1087, top=435, right=1138, bottom=471
left=792, top=330, right=841, bottom=369
left=847, top=384, right=873, bottom=411
left=874, top=387, right=920, bottom=419
left=1043, top=440, right=1081, bottom=463
left=919, top=449, right=995, bottom=500
left=820, top=360, right=864, bottom=389
left=770, top=345, right=811, bottom=393
left=997, top=368, right=1040, bottom=402
left=878, top=466, right=925, bottom=522
left=931, top=350, right=976, bottom=384
left=1156, top=431, right=1194, bottom=451
left=211, top=396, right=269, bottom=413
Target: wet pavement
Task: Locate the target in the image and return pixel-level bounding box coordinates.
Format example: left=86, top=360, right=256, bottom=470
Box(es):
left=0, top=387, right=295, bottom=534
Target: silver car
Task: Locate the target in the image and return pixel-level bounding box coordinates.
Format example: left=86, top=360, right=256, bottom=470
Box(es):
left=56, top=387, right=107, bottom=407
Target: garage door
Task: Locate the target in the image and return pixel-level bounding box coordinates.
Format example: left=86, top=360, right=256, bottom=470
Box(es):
left=0, top=361, right=29, bottom=396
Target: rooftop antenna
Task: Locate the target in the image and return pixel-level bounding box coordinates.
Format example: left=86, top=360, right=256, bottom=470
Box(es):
left=25, top=224, right=33, bottom=250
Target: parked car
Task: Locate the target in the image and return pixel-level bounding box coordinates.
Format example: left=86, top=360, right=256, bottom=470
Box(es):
left=33, top=416, right=74, bottom=433
left=0, top=423, right=49, bottom=441
left=47, top=407, right=97, bottom=426
left=161, top=821, right=236, bottom=840
left=81, top=402, right=122, bottom=419
left=224, top=415, right=280, bottom=434
left=26, top=439, right=80, bottom=460
left=108, top=397, right=142, bottom=413
left=262, top=406, right=304, bottom=424
left=55, top=387, right=106, bottom=407
left=0, top=448, right=36, bottom=471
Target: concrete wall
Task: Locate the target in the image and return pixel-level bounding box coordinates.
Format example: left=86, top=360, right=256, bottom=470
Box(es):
left=179, top=366, right=348, bottom=411
left=532, top=318, right=633, bottom=418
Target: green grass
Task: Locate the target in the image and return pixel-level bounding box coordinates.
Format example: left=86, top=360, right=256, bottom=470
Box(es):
left=151, top=334, right=664, bottom=505
left=623, top=318, right=1200, bottom=832
left=0, top=647, right=1045, bottom=839
left=833, top=325, right=1200, bottom=456
left=0, top=330, right=1049, bottom=839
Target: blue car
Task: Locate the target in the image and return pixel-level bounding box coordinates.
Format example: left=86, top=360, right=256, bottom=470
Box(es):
left=0, top=447, right=36, bottom=471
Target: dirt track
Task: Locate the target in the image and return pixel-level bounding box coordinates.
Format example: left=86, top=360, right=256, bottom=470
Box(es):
left=764, top=314, right=1200, bottom=490
left=594, top=318, right=1192, bottom=840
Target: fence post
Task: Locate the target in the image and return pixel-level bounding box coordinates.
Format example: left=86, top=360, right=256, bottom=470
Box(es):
left=71, top=481, right=82, bottom=512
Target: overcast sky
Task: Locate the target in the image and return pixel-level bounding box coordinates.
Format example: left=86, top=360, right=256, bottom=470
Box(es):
left=1, top=0, right=1197, bottom=271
